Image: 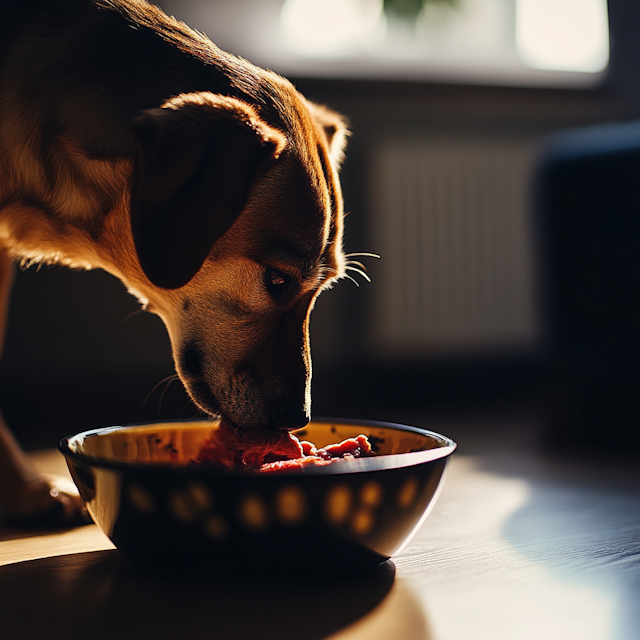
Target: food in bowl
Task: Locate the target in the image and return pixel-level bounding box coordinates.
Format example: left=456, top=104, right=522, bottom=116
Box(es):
left=59, top=419, right=456, bottom=576
left=193, top=421, right=374, bottom=472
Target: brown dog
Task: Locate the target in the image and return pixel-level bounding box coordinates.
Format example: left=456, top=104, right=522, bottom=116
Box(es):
left=0, top=0, right=350, bottom=524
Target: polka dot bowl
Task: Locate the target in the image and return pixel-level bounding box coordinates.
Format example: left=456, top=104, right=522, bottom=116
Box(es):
left=59, top=418, right=456, bottom=576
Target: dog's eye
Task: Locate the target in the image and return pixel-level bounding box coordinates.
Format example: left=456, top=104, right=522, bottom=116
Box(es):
left=265, top=268, right=291, bottom=299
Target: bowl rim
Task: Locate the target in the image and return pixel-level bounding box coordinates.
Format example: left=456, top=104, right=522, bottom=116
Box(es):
left=58, top=417, right=457, bottom=476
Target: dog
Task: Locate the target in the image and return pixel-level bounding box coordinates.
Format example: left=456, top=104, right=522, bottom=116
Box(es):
left=0, top=0, right=349, bottom=525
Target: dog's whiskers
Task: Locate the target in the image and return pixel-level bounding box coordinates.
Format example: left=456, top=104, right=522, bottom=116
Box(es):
left=343, top=273, right=360, bottom=287
left=346, top=265, right=371, bottom=283
left=143, top=374, right=180, bottom=411
left=120, top=308, right=146, bottom=325
left=344, top=252, right=381, bottom=259
left=340, top=252, right=380, bottom=285
left=157, top=374, right=181, bottom=414
left=178, top=397, right=200, bottom=419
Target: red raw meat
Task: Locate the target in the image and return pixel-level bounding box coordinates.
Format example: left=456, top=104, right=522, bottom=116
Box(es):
left=194, top=423, right=373, bottom=472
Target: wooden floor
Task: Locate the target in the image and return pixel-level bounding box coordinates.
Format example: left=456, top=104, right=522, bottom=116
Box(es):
left=1, top=422, right=639, bottom=640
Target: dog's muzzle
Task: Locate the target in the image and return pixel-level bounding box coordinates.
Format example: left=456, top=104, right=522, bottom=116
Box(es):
left=271, top=406, right=309, bottom=431
left=178, top=342, right=310, bottom=432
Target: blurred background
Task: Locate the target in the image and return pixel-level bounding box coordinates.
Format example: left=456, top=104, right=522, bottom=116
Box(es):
left=4, top=0, right=640, bottom=453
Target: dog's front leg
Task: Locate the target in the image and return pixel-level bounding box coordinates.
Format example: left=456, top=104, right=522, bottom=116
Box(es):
left=0, top=247, right=88, bottom=526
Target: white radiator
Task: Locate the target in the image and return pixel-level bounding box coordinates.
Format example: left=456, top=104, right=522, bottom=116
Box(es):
left=368, top=132, right=540, bottom=356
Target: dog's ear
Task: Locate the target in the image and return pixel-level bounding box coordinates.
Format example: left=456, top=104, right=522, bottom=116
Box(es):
left=130, top=93, right=286, bottom=289
left=307, top=102, right=349, bottom=169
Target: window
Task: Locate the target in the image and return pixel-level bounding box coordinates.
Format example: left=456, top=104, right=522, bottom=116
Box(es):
left=160, top=0, right=609, bottom=87
left=515, top=0, right=609, bottom=73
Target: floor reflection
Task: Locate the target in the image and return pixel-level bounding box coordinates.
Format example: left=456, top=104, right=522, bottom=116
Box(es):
left=327, top=576, right=433, bottom=640
left=479, top=453, right=640, bottom=640
left=499, top=470, right=640, bottom=640
left=0, top=550, right=396, bottom=640
left=391, top=452, right=640, bottom=640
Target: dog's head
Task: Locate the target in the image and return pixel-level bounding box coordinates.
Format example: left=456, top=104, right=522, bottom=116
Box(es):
left=125, top=90, right=347, bottom=431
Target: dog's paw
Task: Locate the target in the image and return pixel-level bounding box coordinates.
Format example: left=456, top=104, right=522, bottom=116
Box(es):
left=1, top=474, right=91, bottom=529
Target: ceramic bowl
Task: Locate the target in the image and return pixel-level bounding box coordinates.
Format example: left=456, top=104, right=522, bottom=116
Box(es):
left=59, top=418, right=456, bottom=576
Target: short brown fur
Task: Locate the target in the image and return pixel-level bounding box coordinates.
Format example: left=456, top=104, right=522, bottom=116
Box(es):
left=0, top=0, right=348, bottom=523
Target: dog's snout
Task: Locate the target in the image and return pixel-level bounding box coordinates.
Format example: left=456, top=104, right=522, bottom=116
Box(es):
left=182, top=342, right=205, bottom=377
left=272, top=406, right=309, bottom=431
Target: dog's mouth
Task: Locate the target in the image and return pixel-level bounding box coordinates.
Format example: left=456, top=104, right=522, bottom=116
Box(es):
left=183, top=375, right=308, bottom=433
left=177, top=344, right=309, bottom=432
left=181, top=375, right=256, bottom=432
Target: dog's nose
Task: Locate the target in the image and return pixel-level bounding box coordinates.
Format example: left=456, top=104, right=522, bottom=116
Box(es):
left=272, top=407, right=309, bottom=431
